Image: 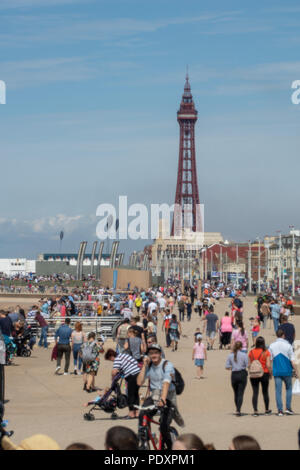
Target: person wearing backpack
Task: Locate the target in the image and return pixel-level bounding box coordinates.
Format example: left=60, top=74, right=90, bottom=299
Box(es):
left=81, top=332, right=103, bottom=393
left=248, top=336, right=272, bottom=417
left=137, top=344, right=184, bottom=449
left=178, top=298, right=185, bottom=322
left=116, top=319, right=130, bottom=354
left=169, top=314, right=182, bottom=352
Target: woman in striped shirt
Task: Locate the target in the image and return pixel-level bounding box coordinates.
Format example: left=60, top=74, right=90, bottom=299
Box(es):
left=105, top=349, right=140, bottom=419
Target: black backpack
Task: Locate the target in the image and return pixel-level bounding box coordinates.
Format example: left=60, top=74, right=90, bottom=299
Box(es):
left=234, top=298, right=243, bottom=309
left=150, top=360, right=185, bottom=396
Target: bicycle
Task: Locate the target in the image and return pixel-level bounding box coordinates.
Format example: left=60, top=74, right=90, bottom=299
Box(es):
left=0, top=402, right=14, bottom=451
left=135, top=403, right=178, bottom=450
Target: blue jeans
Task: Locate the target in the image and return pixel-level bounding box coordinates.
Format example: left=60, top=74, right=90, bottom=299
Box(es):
left=273, top=318, right=279, bottom=333
left=73, top=343, right=83, bottom=371
left=274, top=376, right=292, bottom=412
left=39, top=326, right=48, bottom=348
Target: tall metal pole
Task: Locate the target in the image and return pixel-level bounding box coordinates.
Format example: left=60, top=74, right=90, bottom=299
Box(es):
left=165, top=252, right=169, bottom=282
left=277, top=231, right=282, bottom=293
left=267, top=243, right=270, bottom=289
left=236, top=244, right=239, bottom=287
left=220, top=245, right=223, bottom=284
left=289, top=226, right=295, bottom=297
left=257, top=237, right=261, bottom=293
left=248, top=241, right=252, bottom=293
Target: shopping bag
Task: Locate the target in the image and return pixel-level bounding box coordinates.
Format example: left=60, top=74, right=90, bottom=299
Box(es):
left=292, top=379, right=300, bottom=396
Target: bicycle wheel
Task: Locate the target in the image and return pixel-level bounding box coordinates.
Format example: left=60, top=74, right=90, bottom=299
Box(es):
left=138, top=427, right=151, bottom=450
left=138, top=440, right=150, bottom=450
left=170, top=426, right=179, bottom=444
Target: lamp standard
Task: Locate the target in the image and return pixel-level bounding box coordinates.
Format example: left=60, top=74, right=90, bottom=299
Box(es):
left=256, top=237, right=261, bottom=293
left=276, top=231, right=282, bottom=293
left=248, top=240, right=252, bottom=293
left=220, top=244, right=223, bottom=285
left=289, top=225, right=295, bottom=297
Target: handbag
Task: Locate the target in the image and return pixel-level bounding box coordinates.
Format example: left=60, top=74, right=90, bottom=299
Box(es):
left=292, top=379, right=300, bottom=396
left=51, top=344, right=58, bottom=361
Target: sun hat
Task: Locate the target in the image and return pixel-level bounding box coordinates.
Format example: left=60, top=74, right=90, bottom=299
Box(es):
left=2, top=434, right=60, bottom=451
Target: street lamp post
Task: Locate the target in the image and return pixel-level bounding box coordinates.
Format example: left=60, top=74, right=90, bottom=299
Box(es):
left=276, top=231, right=282, bottom=293
left=220, top=245, right=223, bottom=285
left=248, top=240, right=252, bottom=293
left=289, top=225, right=295, bottom=296
left=257, top=237, right=261, bottom=293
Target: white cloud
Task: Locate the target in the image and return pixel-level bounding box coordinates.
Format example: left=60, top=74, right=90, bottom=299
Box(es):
left=0, top=214, right=96, bottom=238
left=0, top=11, right=243, bottom=46
left=0, top=56, right=140, bottom=89
left=0, top=0, right=88, bottom=9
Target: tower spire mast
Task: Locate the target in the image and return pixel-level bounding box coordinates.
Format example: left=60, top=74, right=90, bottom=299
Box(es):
left=172, top=73, right=201, bottom=236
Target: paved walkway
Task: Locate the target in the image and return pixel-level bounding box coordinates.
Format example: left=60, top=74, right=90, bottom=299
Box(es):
left=3, top=297, right=300, bottom=450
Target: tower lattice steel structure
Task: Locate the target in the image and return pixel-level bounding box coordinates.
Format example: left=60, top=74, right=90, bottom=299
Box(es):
left=172, top=74, right=201, bottom=236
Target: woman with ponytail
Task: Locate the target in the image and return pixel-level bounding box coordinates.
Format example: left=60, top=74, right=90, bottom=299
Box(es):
left=231, top=320, right=248, bottom=354
left=226, top=341, right=248, bottom=417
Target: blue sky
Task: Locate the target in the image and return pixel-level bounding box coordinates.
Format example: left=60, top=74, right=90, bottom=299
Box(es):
left=0, top=0, right=300, bottom=258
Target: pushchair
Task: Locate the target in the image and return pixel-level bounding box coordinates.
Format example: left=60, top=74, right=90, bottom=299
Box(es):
left=14, top=327, right=34, bottom=358
left=83, top=373, right=128, bottom=422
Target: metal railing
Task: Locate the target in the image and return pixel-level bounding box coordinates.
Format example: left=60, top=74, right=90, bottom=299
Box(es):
left=26, top=316, right=120, bottom=343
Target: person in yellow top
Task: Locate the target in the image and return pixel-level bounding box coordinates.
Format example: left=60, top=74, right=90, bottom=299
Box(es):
left=97, top=304, right=103, bottom=316
left=135, top=295, right=143, bottom=313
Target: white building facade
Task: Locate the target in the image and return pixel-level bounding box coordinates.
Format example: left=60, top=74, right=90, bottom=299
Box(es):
left=0, top=259, right=36, bottom=276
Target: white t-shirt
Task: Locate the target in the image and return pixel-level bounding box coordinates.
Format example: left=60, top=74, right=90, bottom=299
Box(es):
left=158, top=298, right=166, bottom=309
left=149, top=302, right=157, bottom=314
left=122, top=308, right=132, bottom=320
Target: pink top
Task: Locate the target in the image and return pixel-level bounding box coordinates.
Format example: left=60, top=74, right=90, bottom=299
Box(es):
left=232, top=329, right=248, bottom=350
left=221, top=316, right=233, bottom=333
left=193, top=342, right=206, bottom=359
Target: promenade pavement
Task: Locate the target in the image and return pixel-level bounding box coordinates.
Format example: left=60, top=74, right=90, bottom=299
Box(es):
left=3, top=296, right=300, bottom=450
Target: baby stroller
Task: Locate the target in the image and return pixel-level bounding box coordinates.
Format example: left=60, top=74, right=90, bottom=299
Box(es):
left=83, top=373, right=128, bottom=422
left=15, top=327, right=34, bottom=358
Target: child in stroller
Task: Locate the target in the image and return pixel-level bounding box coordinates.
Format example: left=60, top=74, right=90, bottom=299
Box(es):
left=83, top=372, right=128, bottom=421
left=14, top=326, right=34, bottom=358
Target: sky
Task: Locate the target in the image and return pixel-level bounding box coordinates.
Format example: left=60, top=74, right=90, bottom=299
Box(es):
left=0, top=0, right=300, bottom=259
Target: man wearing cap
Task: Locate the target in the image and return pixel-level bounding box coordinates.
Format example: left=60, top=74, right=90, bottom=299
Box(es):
left=137, top=344, right=181, bottom=449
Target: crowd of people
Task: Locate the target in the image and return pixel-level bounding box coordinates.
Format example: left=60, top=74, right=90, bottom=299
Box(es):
left=1, top=281, right=300, bottom=451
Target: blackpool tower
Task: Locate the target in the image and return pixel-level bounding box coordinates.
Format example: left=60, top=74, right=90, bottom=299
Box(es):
left=172, top=74, right=202, bottom=236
